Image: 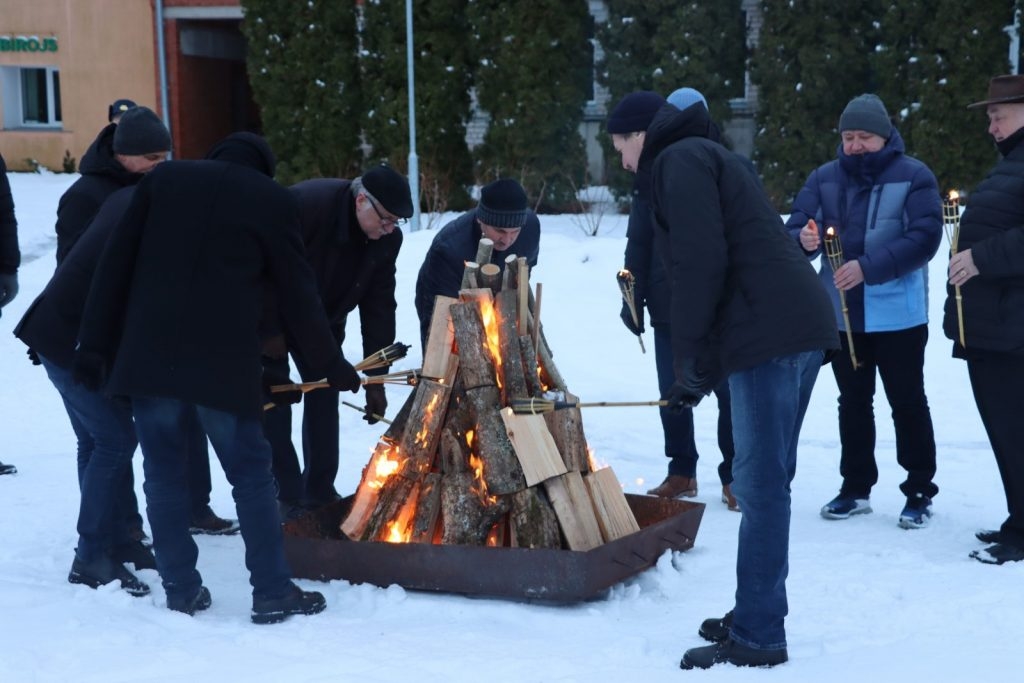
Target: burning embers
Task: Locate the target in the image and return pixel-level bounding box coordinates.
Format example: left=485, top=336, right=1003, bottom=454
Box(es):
left=340, top=239, right=639, bottom=552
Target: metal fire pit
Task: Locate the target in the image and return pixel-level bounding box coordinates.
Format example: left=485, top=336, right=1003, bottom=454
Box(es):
left=282, top=493, right=704, bottom=603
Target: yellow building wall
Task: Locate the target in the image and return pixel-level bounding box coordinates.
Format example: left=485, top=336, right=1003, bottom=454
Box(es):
left=0, top=0, right=157, bottom=171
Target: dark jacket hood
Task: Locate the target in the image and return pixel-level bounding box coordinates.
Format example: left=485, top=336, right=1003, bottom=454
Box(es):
left=205, top=132, right=276, bottom=178
left=635, top=103, right=722, bottom=201
left=79, top=123, right=141, bottom=184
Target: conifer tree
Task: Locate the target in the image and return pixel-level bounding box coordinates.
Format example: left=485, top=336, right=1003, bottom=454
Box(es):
left=240, top=0, right=363, bottom=184
left=751, top=0, right=884, bottom=207
left=467, top=0, right=592, bottom=210
left=596, top=0, right=746, bottom=198
left=873, top=0, right=1011, bottom=193
left=360, top=0, right=475, bottom=211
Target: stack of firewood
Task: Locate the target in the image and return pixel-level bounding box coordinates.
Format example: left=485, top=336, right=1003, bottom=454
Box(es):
left=341, top=238, right=639, bottom=551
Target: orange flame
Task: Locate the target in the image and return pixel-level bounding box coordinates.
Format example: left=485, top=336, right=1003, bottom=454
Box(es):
left=825, top=226, right=836, bottom=238
left=384, top=486, right=420, bottom=543
left=586, top=445, right=604, bottom=472
left=468, top=452, right=499, bottom=506
left=948, top=190, right=959, bottom=202
left=414, top=393, right=441, bottom=446
left=367, top=443, right=401, bottom=490
left=478, top=298, right=503, bottom=389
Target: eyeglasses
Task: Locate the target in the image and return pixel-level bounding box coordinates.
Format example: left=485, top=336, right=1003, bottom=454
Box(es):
left=365, top=193, right=407, bottom=228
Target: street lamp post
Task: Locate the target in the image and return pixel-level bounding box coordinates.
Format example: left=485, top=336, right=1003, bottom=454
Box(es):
left=406, top=0, right=420, bottom=231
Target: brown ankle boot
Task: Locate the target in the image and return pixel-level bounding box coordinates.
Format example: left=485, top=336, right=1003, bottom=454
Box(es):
left=647, top=475, right=698, bottom=499
left=722, top=484, right=740, bottom=512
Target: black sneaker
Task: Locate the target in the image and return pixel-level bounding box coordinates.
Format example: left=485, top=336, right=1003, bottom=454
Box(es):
left=898, top=493, right=933, bottom=529
left=112, top=540, right=157, bottom=570
left=976, top=529, right=1002, bottom=544
left=68, top=555, right=150, bottom=597
left=680, top=638, right=788, bottom=670
left=189, top=507, right=241, bottom=536
left=698, top=610, right=733, bottom=643
left=251, top=583, right=326, bottom=625
left=971, top=542, right=1024, bottom=565
left=0, top=461, right=16, bottom=476
left=167, top=586, right=212, bottom=616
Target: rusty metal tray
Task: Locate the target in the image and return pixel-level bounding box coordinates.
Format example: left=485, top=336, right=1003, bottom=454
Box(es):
left=282, top=493, right=704, bottom=603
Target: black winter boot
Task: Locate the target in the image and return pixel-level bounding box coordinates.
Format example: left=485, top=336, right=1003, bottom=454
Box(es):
left=698, top=610, right=733, bottom=643
left=68, top=554, right=150, bottom=597
left=167, top=586, right=212, bottom=616
left=251, top=582, right=326, bottom=624
left=681, top=638, right=788, bottom=670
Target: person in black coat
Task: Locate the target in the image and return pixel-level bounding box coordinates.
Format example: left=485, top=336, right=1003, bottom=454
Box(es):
left=617, top=89, right=736, bottom=509
left=414, top=179, right=540, bottom=348
left=54, top=106, right=170, bottom=264
left=608, top=92, right=837, bottom=669
left=15, top=187, right=154, bottom=594
left=1, top=152, right=20, bottom=476
left=948, top=75, right=1024, bottom=566
left=75, top=133, right=358, bottom=623
left=263, top=165, right=413, bottom=514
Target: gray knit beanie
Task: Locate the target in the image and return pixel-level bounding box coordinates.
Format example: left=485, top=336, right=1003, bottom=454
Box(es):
left=838, top=94, right=892, bottom=139
left=113, top=106, right=171, bottom=155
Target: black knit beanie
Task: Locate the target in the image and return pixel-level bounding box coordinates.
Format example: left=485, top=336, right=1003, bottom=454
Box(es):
left=476, top=179, right=528, bottom=229
left=606, top=91, right=667, bottom=134
left=839, top=94, right=892, bottom=139
left=108, top=98, right=137, bottom=123
left=204, top=132, right=276, bottom=178
left=112, top=106, right=171, bottom=155
left=362, top=165, right=414, bottom=218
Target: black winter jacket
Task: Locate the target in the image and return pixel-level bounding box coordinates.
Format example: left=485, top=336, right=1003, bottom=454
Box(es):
left=16, top=187, right=134, bottom=368
left=0, top=153, right=18, bottom=276
left=944, top=126, right=1024, bottom=355
left=54, top=124, right=142, bottom=264
left=77, top=159, right=342, bottom=417
left=414, top=209, right=540, bottom=346
left=268, top=178, right=401, bottom=374
left=639, top=103, right=838, bottom=378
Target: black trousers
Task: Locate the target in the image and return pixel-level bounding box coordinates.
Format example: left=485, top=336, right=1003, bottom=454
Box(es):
left=832, top=324, right=938, bottom=499
left=263, top=356, right=341, bottom=506
left=967, top=353, right=1024, bottom=546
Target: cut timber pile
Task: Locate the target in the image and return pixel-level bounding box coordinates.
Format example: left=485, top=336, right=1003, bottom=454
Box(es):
left=341, top=239, right=639, bottom=551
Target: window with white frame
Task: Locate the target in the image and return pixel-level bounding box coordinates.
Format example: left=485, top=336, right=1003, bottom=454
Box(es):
left=0, top=65, right=62, bottom=128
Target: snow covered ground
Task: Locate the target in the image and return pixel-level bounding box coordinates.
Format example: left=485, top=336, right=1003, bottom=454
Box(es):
left=1, top=169, right=1018, bottom=682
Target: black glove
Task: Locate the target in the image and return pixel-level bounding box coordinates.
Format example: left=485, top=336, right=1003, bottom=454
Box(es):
left=663, top=357, right=717, bottom=413
left=363, top=384, right=388, bottom=425
left=619, top=301, right=644, bottom=336
left=262, top=360, right=301, bottom=406
left=326, top=356, right=361, bottom=394
left=26, top=348, right=41, bottom=366
left=72, top=350, right=108, bottom=392
left=0, top=271, right=18, bottom=308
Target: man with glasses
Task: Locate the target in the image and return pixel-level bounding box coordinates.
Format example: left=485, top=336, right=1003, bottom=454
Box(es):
left=414, top=178, right=541, bottom=348
left=263, top=164, right=414, bottom=518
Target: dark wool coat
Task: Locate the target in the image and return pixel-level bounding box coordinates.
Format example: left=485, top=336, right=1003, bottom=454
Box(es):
left=638, top=103, right=838, bottom=378
left=271, top=178, right=401, bottom=374
left=54, top=124, right=142, bottom=264
left=0, top=153, right=18, bottom=276
left=414, top=209, right=540, bottom=346
left=77, top=159, right=341, bottom=418
left=944, top=126, right=1024, bottom=356
left=15, top=187, right=134, bottom=368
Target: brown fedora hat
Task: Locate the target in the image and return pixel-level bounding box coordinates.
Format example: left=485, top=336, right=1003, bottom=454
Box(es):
left=968, top=74, right=1024, bottom=109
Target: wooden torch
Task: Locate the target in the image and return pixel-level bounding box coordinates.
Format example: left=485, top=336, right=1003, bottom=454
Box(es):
left=824, top=226, right=860, bottom=368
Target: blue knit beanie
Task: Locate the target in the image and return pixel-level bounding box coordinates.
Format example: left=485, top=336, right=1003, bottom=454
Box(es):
left=667, top=87, right=708, bottom=111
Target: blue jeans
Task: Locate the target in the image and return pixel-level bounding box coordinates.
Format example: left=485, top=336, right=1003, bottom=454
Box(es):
left=40, top=355, right=139, bottom=561
left=654, top=325, right=734, bottom=482
left=132, top=397, right=292, bottom=603
left=728, top=350, right=823, bottom=651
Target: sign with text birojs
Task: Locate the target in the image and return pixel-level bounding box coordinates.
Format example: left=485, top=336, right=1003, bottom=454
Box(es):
left=0, top=35, right=58, bottom=53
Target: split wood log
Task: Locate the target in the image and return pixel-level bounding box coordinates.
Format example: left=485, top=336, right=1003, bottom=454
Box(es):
left=438, top=421, right=471, bottom=475
left=518, top=335, right=542, bottom=397
left=542, top=390, right=590, bottom=472
left=583, top=467, right=640, bottom=542
left=409, top=472, right=443, bottom=543
left=499, top=407, right=568, bottom=487
left=422, top=295, right=457, bottom=378
left=464, top=385, right=526, bottom=494
left=440, top=472, right=510, bottom=545
left=509, top=487, right=562, bottom=549
left=495, top=288, right=530, bottom=401
left=362, top=379, right=451, bottom=541
left=543, top=470, right=604, bottom=551
left=478, top=263, right=502, bottom=292
left=501, top=253, right=518, bottom=290
left=474, top=237, right=495, bottom=269
left=339, top=438, right=403, bottom=540
left=460, top=261, right=480, bottom=290
left=449, top=299, right=497, bottom=391
left=516, top=257, right=529, bottom=335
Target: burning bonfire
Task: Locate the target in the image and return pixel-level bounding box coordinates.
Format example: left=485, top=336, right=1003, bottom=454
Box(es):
left=340, top=240, right=640, bottom=551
